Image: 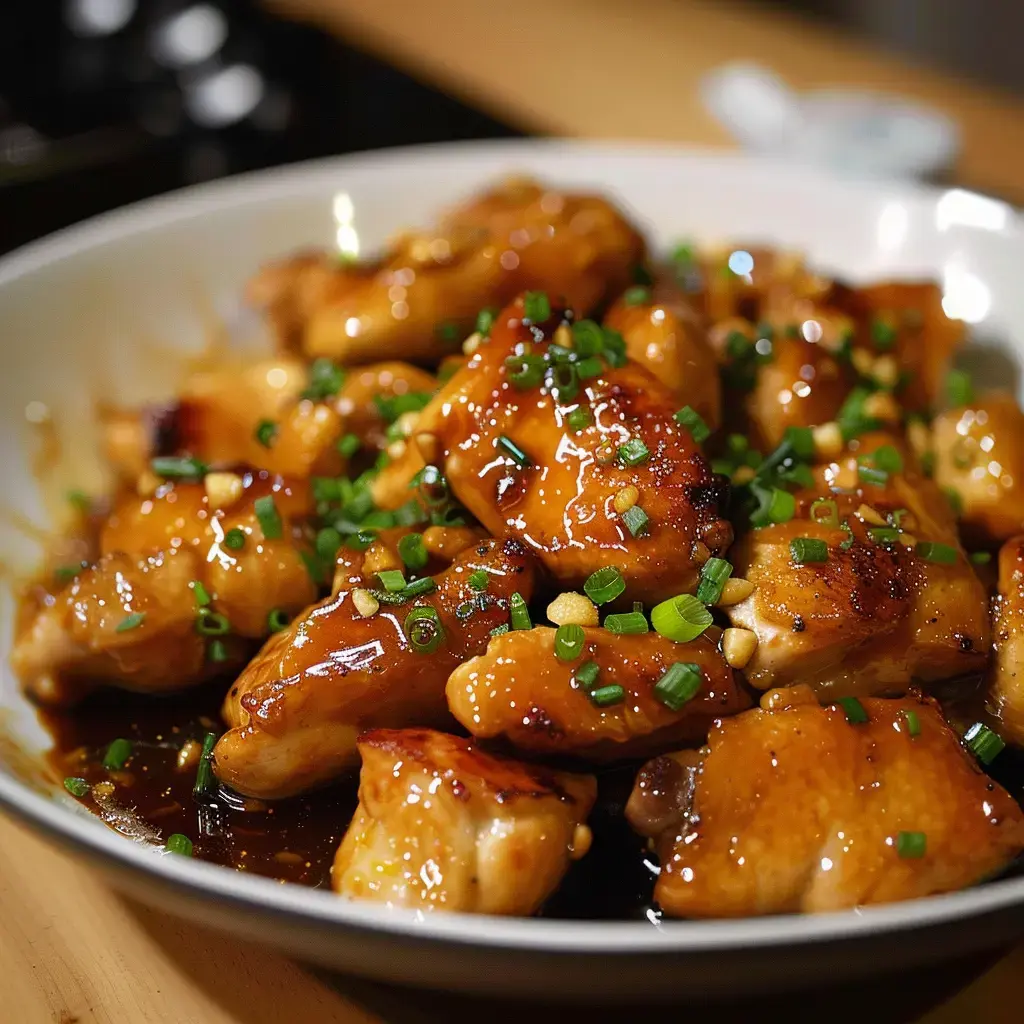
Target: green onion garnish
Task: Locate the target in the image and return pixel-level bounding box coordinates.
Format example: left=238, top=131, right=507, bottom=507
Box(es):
left=970, top=551, right=992, bottom=565
left=870, top=444, right=904, bottom=474
left=900, top=709, right=921, bottom=737
left=837, top=697, right=869, bottom=724
left=836, top=387, right=881, bottom=441
left=223, top=527, right=246, bottom=550
left=858, top=465, right=889, bottom=487
left=337, top=433, right=360, bottom=458
left=604, top=610, right=649, bottom=635
left=810, top=498, right=839, bottom=527
left=490, top=624, right=510, bottom=638
left=584, top=566, right=626, bottom=606
left=476, top=307, right=498, bottom=337
left=623, top=285, right=651, bottom=306
left=522, top=291, right=551, bottom=323
left=467, top=570, right=489, bottom=591
left=749, top=485, right=795, bottom=527
left=840, top=521, right=856, bottom=551
left=254, top=495, right=283, bottom=540
left=674, top=405, right=711, bottom=444
left=554, top=623, right=586, bottom=662
left=575, top=661, right=600, bottom=690
left=653, top=662, right=702, bottom=711
left=166, top=834, right=194, bottom=857
left=915, top=541, right=957, bottom=565
left=618, top=438, right=650, bottom=466
left=397, top=533, right=428, bottom=571
left=505, top=353, right=547, bottom=389
left=374, top=392, right=433, bottom=422
left=400, top=577, right=437, bottom=600
left=497, top=435, right=531, bottom=468
left=696, top=557, right=732, bottom=605
left=896, top=831, right=926, bottom=859
left=869, top=526, right=901, bottom=545
left=405, top=605, right=445, bottom=654
left=102, top=738, right=133, bottom=771
left=576, top=356, right=603, bottom=379
left=590, top=684, right=625, bottom=708
left=377, top=570, right=407, bottom=594
left=196, top=610, right=230, bottom=636
left=783, top=426, right=815, bottom=461
left=622, top=504, right=650, bottom=538
left=651, top=593, right=712, bottom=642
left=965, top=722, right=1005, bottom=765
left=871, top=318, right=898, bottom=351
left=549, top=361, right=579, bottom=402
left=207, top=639, right=228, bottom=663
left=571, top=319, right=605, bottom=356
left=63, top=777, right=90, bottom=797
left=115, top=612, right=146, bottom=633
left=302, top=357, right=345, bottom=400
left=190, top=580, right=211, bottom=608
left=193, top=731, right=217, bottom=796
left=67, top=489, right=92, bottom=512
left=54, top=564, right=84, bottom=584
left=946, top=369, right=974, bottom=407
left=267, top=608, right=290, bottom=633
left=567, top=406, right=593, bottom=432
left=315, top=527, right=342, bottom=562
left=602, top=329, right=629, bottom=368
left=254, top=419, right=278, bottom=448
left=509, top=592, right=532, bottom=631
left=790, top=537, right=829, bottom=564
left=150, top=456, right=208, bottom=480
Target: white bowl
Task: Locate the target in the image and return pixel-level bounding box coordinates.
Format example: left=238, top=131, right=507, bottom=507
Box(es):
left=1, top=141, right=1023, bottom=1000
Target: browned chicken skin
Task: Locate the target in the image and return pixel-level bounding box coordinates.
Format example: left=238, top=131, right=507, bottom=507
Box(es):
left=414, top=294, right=732, bottom=602
left=248, top=178, right=644, bottom=365
left=628, top=686, right=1024, bottom=918
left=214, top=538, right=537, bottom=799
left=332, top=728, right=596, bottom=914
left=447, top=628, right=749, bottom=760
left=990, top=536, right=1024, bottom=746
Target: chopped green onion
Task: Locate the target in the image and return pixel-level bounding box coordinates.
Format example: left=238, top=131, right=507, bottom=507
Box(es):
left=670, top=241, right=696, bottom=265
left=63, top=777, right=89, bottom=797
left=790, top=537, right=829, bottom=564
left=604, top=610, right=649, bottom=635
left=302, top=358, right=345, bottom=400
left=858, top=465, right=889, bottom=487
left=840, top=521, right=855, bottom=551
left=400, top=577, right=437, bottom=600
left=622, top=504, right=650, bottom=538
left=696, top=557, right=733, bottom=605
left=965, top=722, right=1005, bottom=765
left=836, top=387, right=881, bottom=442
left=254, top=419, right=278, bottom=448
left=151, top=456, right=208, bottom=480
left=549, top=361, right=580, bottom=401
left=375, top=391, right=433, bottom=422
left=618, top=438, right=650, bottom=466
left=377, top=570, right=408, bottom=593
left=207, top=638, right=228, bottom=663
left=254, top=495, right=283, bottom=540
left=944, top=487, right=964, bottom=517
left=571, top=319, right=605, bottom=357
left=896, top=831, right=927, bottom=859
left=623, top=285, right=651, bottom=306
left=863, top=444, right=904, bottom=475
left=336, top=433, right=360, bottom=458
left=196, top=609, right=230, bottom=636
left=889, top=508, right=909, bottom=528
left=54, top=564, right=84, bottom=584
left=166, top=834, right=194, bottom=857
left=674, top=405, right=711, bottom=444
left=632, top=263, right=654, bottom=286
left=810, top=498, right=839, bottom=527
left=584, top=566, right=626, bottom=605
left=601, top=329, right=628, bottom=368
left=223, top=527, right=246, bottom=551
left=915, top=541, right=957, bottom=565
left=779, top=463, right=815, bottom=489
left=397, top=533, right=428, bottom=571
left=567, top=406, right=593, bottom=432
left=837, top=697, right=869, bottom=724
left=900, top=709, right=921, bottom=737
left=267, top=608, right=290, bottom=633
left=193, top=732, right=217, bottom=796
left=784, top=426, right=815, bottom=461
left=394, top=499, right=427, bottom=527
left=725, top=331, right=751, bottom=359
left=436, top=321, right=461, bottom=345
left=869, top=526, right=901, bottom=545
left=654, top=662, right=702, bottom=711
left=576, top=356, right=604, bottom=380
left=102, top=738, right=133, bottom=771
left=476, top=307, right=498, bottom=337
left=749, top=485, right=795, bottom=528
left=970, top=551, right=992, bottom=565
left=405, top=605, right=445, bottom=654
left=871, top=318, right=898, bottom=351
left=575, top=661, right=600, bottom=690
left=467, top=570, right=489, bottom=591
left=504, top=353, right=547, bottom=389
left=315, top=527, right=342, bottom=562
left=509, top=592, right=532, bottom=631
left=651, top=593, right=711, bottom=642
left=190, top=580, right=211, bottom=608
left=554, top=623, right=586, bottom=662
left=115, top=612, right=146, bottom=633
left=497, top=435, right=531, bottom=468
left=946, top=369, right=974, bottom=407
left=590, top=684, right=626, bottom=707
left=67, top=489, right=92, bottom=512
left=490, top=623, right=510, bottom=637
left=522, top=291, right=551, bottom=323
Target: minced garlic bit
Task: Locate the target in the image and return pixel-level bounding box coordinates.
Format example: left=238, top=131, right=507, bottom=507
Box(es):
left=901, top=533, right=919, bottom=548
left=394, top=411, right=421, bottom=438
left=907, top=418, right=931, bottom=457
left=850, top=348, right=874, bottom=377
left=812, top=422, right=843, bottom=459
left=855, top=503, right=887, bottom=526
left=205, top=471, right=244, bottom=510
left=722, top=627, right=758, bottom=669
left=732, top=465, right=756, bottom=485
left=863, top=391, right=900, bottom=423
left=872, top=354, right=900, bottom=389
left=613, top=485, right=639, bottom=515
left=717, top=577, right=754, bottom=606
left=553, top=324, right=573, bottom=349
left=136, top=469, right=162, bottom=498
left=387, top=439, right=408, bottom=461
left=546, top=591, right=599, bottom=627
left=462, top=331, right=482, bottom=356
left=351, top=588, right=379, bottom=618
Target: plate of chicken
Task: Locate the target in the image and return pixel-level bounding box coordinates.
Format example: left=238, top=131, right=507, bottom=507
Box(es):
left=2, top=140, right=1024, bottom=998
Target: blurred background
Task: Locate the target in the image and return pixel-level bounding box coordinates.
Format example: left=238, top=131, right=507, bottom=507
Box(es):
left=2, top=0, right=1023, bottom=254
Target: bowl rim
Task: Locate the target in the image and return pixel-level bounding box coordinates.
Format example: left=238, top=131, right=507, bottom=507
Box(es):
left=3, top=137, right=1023, bottom=953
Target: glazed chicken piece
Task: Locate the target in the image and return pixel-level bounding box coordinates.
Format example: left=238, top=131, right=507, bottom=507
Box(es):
left=604, top=274, right=721, bottom=430
left=332, top=728, right=596, bottom=914
left=334, top=361, right=438, bottom=451
left=726, top=433, right=989, bottom=697
left=247, top=177, right=645, bottom=365
left=990, top=535, right=1024, bottom=746
left=627, top=686, right=1024, bottom=917
left=414, top=294, right=732, bottom=603
left=214, top=539, right=537, bottom=799
left=932, top=392, right=1024, bottom=546
left=447, top=628, right=749, bottom=760
left=12, top=475, right=316, bottom=706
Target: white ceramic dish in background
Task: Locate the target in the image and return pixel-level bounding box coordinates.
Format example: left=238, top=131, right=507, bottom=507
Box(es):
left=1, top=141, right=1023, bottom=1001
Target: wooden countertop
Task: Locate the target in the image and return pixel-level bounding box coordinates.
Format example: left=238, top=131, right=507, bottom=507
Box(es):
left=11, top=1, right=1024, bottom=1019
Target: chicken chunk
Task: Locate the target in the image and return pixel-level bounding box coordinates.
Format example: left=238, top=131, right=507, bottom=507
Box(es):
left=933, top=392, right=1024, bottom=546
left=248, top=177, right=644, bottom=365
left=332, top=728, right=596, bottom=914
left=447, top=628, right=749, bottom=760
left=414, top=294, right=732, bottom=602
left=628, top=686, right=1024, bottom=917
left=214, top=539, right=537, bottom=799
left=990, top=535, right=1024, bottom=746
left=726, top=433, right=989, bottom=696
